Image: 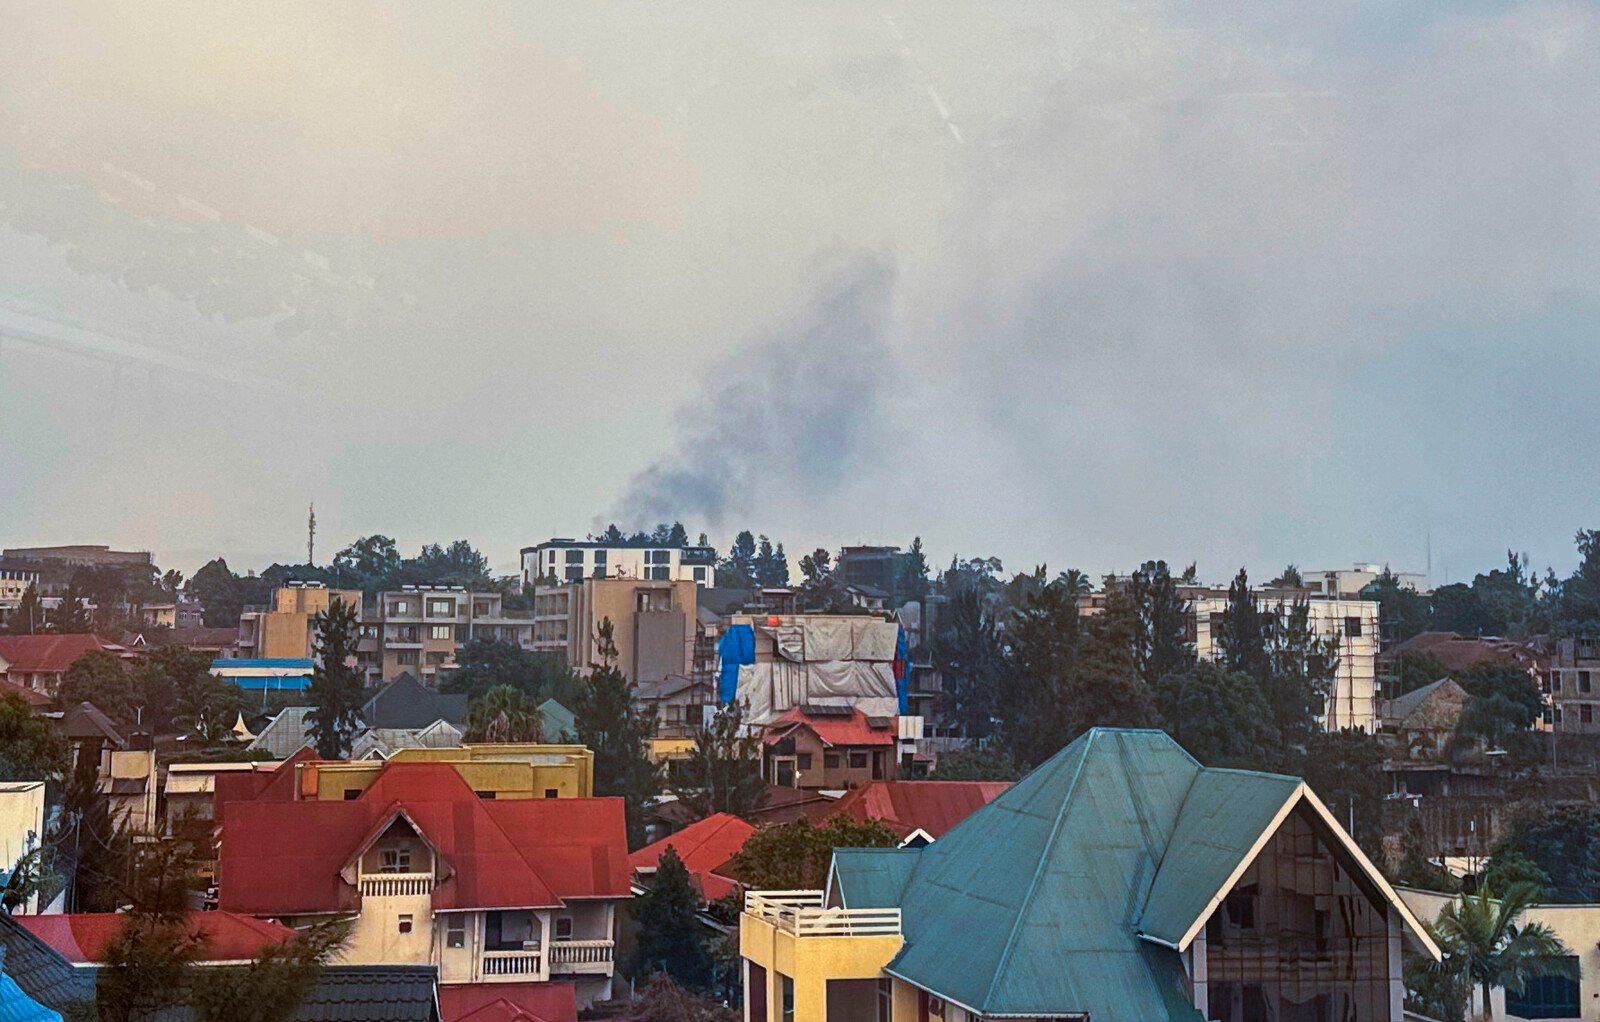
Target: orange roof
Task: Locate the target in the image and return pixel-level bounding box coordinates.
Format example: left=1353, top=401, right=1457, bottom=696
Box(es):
left=0, top=677, right=51, bottom=708
left=16, top=911, right=295, bottom=963
left=764, top=707, right=896, bottom=747
left=820, top=780, right=1012, bottom=839
left=440, top=982, right=577, bottom=1022
left=0, top=634, right=104, bottom=675
left=629, top=812, right=756, bottom=902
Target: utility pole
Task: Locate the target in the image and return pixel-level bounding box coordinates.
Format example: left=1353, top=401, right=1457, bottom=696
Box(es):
left=307, top=502, right=317, bottom=566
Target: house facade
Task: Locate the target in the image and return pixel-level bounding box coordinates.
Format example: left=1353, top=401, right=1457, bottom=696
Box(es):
left=741, top=728, right=1438, bottom=1022
left=762, top=707, right=898, bottom=790
left=521, top=538, right=717, bottom=587
left=217, top=759, right=629, bottom=1018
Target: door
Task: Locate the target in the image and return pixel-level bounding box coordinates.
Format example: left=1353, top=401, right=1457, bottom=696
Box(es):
left=775, top=758, right=796, bottom=788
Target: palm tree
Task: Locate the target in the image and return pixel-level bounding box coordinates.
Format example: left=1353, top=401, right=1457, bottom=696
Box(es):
left=466, top=685, right=543, bottom=743
left=1431, top=881, right=1576, bottom=1019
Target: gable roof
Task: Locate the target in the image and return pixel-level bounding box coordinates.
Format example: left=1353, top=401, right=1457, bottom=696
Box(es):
left=218, top=762, right=629, bottom=916
left=438, top=980, right=575, bottom=1022
left=764, top=707, right=895, bottom=747
left=59, top=703, right=127, bottom=747
left=820, top=781, right=1011, bottom=840
left=629, top=813, right=756, bottom=901
left=362, top=676, right=468, bottom=729
left=537, top=699, right=576, bottom=740
left=1381, top=677, right=1467, bottom=725
left=246, top=706, right=316, bottom=758
left=0, top=679, right=51, bottom=710
left=15, top=912, right=295, bottom=964
left=1379, top=630, right=1536, bottom=673
left=0, top=635, right=104, bottom=676
left=832, top=728, right=1438, bottom=1021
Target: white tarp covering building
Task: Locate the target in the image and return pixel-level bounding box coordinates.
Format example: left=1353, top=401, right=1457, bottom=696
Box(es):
left=725, top=615, right=901, bottom=725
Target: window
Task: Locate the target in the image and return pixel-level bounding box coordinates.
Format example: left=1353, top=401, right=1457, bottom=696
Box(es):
left=1343, top=616, right=1363, bottom=637
left=565, top=566, right=583, bottom=582
left=1582, top=670, right=1593, bottom=694
left=430, top=624, right=453, bottom=640
left=877, top=977, right=893, bottom=1022
left=390, top=600, right=410, bottom=615
left=554, top=916, right=573, bottom=939
left=824, top=752, right=841, bottom=769
left=848, top=751, right=869, bottom=769
left=397, top=914, right=413, bottom=934
left=1553, top=670, right=1564, bottom=692
left=1224, top=889, right=1257, bottom=929
left=797, top=753, right=813, bottom=770
left=1582, top=704, right=1593, bottom=725
left=428, top=598, right=455, bottom=616
left=594, top=550, right=607, bottom=565
left=781, top=974, right=795, bottom=1022
left=694, top=566, right=706, bottom=582
left=381, top=847, right=412, bottom=873
left=446, top=918, right=465, bottom=949
left=475, top=790, right=496, bottom=800
left=1506, top=958, right=1580, bottom=1019
left=396, top=650, right=419, bottom=665
left=545, top=788, right=559, bottom=798
left=343, top=789, right=362, bottom=801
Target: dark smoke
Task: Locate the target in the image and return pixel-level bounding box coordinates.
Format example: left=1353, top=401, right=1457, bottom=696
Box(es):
left=612, top=249, right=896, bottom=528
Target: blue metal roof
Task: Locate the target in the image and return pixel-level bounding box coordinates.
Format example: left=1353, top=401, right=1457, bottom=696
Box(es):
left=212, top=658, right=316, bottom=669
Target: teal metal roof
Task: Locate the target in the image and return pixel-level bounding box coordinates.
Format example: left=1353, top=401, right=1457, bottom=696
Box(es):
left=832, top=848, right=920, bottom=909
left=1135, top=768, right=1301, bottom=948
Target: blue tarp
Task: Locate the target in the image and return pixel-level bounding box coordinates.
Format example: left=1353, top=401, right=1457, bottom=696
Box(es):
left=0, top=974, right=61, bottom=1022
left=717, top=625, right=755, bottom=703
left=895, top=626, right=910, bottom=714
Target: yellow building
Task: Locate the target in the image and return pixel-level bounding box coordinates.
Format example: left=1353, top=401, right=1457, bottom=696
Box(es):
left=531, top=577, right=697, bottom=685
left=295, top=744, right=594, bottom=802
left=238, top=583, right=364, bottom=660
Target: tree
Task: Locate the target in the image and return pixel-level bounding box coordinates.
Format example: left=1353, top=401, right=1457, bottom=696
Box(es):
left=623, top=973, right=737, bottom=1022
left=1488, top=803, right=1600, bottom=903
left=717, top=531, right=758, bottom=588
left=406, top=540, right=493, bottom=588
left=797, top=548, right=840, bottom=611
left=671, top=701, right=766, bottom=819
left=629, top=848, right=714, bottom=988
left=58, top=575, right=92, bottom=633
left=146, top=646, right=240, bottom=741
left=54, top=751, right=129, bottom=912
left=897, top=537, right=930, bottom=604
left=0, top=693, right=68, bottom=781
left=1362, top=568, right=1431, bottom=648
left=4, top=583, right=43, bottom=634
left=1392, top=813, right=1460, bottom=893
left=729, top=816, right=900, bottom=891
left=1392, top=651, right=1449, bottom=696
left=443, top=638, right=575, bottom=702
left=306, top=597, right=362, bottom=759
left=188, top=918, right=351, bottom=1022
left=666, top=522, right=690, bottom=547
left=753, top=536, right=790, bottom=588
left=1302, top=728, right=1385, bottom=858
left=1128, top=560, right=1193, bottom=687
left=931, top=744, right=1022, bottom=781
left=466, top=685, right=544, bottom=742
left=330, top=534, right=402, bottom=591
left=190, top=558, right=255, bottom=628
left=932, top=587, right=1003, bottom=739
left=1261, top=596, right=1339, bottom=771
left=1217, top=569, right=1270, bottom=679
left=1430, top=882, right=1576, bottom=1018
left=939, top=555, right=1004, bottom=597
left=1430, top=583, right=1496, bottom=636
left=57, top=650, right=136, bottom=723
left=1155, top=662, right=1274, bottom=770
left=573, top=619, right=662, bottom=848
left=1065, top=589, right=1159, bottom=737
left=996, top=574, right=1082, bottom=767
left=1275, top=564, right=1304, bottom=588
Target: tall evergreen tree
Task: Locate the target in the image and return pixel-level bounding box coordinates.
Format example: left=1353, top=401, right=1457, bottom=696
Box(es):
left=1262, top=596, right=1338, bottom=769
left=717, top=531, right=758, bottom=588
left=1129, top=560, right=1193, bottom=686
left=933, top=587, right=1003, bottom=739
left=573, top=619, right=662, bottom=848
left=752, top=536, right=790, bottom=587
left=666, top=522, right=689, bottom=547
left=1217, top=568, right=1270, bottom=678
left=306, top=596, right=362, bottom=759
left=4, top=583, right=43, bottom=634
left=897, top=537, right=930, bottom=604
left=797, top=548, right=840, bottom=611
left=58, top=576, right=92, bottom=633
left=670, top=702, right=766, bottom=819
left=996, top=576, right=1084, bottom=767
left=629, top=848, right=714, bottom=989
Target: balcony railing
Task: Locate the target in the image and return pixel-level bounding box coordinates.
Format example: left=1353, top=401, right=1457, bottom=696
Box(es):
left=744, top=891, right=902, bottom=937
left=480, top=950, right=542, bottom=978
left=549, top=939, right=614, bottom=968
left=358, top=873, right=433, bottom=897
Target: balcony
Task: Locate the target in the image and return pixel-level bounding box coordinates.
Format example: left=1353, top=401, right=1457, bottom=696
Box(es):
left=480, top=949, right=542, bottom=979
left=358, top=873, right=433, bottom=897
left=549, top=939, right=615, bottom=974
left=744, top=892, right=902, bottom=937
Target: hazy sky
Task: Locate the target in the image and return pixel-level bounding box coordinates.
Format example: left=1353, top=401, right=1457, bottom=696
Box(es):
left=2, top=0, right=1598, bottom=584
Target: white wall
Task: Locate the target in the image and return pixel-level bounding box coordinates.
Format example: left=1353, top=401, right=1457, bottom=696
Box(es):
left=0, top=782, right=45, bottom=913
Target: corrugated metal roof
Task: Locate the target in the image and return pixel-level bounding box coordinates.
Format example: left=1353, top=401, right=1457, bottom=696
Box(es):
left=832, top=848, right=919, bottom=909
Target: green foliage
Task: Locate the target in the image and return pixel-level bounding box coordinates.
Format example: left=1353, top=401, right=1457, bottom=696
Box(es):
left=55, top=752, right=130, bottom=912
left=897, top=537, right=930, bottom=604
left=932, top=587, right=1003, bottom=739
left=443, top=638, right=578, bottom=703
left=939, top=555, right=1005, bottom=597
left=670, top=701, right=766, bottom=819
left=717, top=531, right=758, bottom=589
left=57, top=650, right=136, bottom=722
left=3, top=583, right=43, bottom=634
left=1489, top=802, right=1600, bottom=903
left=573, top=619, right=662, bottom=848
left=729, top=816, right=900, bottom=891
left=623, top=972, right=738, bottom=1022
left=0, top=693, right=68, bottom=781
left=1128, top=560, right=1194, bottom=687
left=188, top=919, right=351, bottom=1022
left=1391, top=814, right=1460, bottom=893
left=797, top=548, right=841, bottom=611
left=1302, top=728, right=1385, bottom=857
left=1482, top=848, right=1551, bottom=898
left=629, top=848, right=714, bottom=988
left=1429, top=881, right=1576, bottom=1015
left=1260, top=596, right=1339, bottom=770
left=57, top=575, right=92, bottom=633
left=931, top=744, right=1022, bottom=781
left=1217, top=568, right=1271, bottom=678
left=1391, top=651, right=1449, bottom=696
left=754, top=536, right=788, bottom=588
left=1155, top=662, right=1274, bottom=770
left=1362, top=568, right=1432, bottom=647
left=465, top=685, right=544, bottom=742
left=306, top=596, right=362, bottom=759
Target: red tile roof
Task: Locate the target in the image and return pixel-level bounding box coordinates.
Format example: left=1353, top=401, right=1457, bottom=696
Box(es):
left=439, top=981, right=577, bottom=1022
left=0, top=677, right=52, bottom=708
left=16, top=911, right=295, bottom=964
left=218, top=762, right=629, bottom=916
left=764, top=707, right=896, bottom=747
left=212, top=745, right=316, bottom=828
left=0, top=634, right=105, bottom=675
left=1379, top=631, right=1539, bottom=674
left=629, top=813, right=756, bottom=902
left=818, top=780, right=1012, bottom=840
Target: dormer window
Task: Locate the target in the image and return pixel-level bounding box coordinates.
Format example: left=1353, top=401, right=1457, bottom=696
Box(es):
left=381, top=847, right=412, bottom=873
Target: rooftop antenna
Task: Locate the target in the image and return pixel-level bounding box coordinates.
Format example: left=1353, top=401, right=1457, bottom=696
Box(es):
left=307, top=502, right=317, bottom=566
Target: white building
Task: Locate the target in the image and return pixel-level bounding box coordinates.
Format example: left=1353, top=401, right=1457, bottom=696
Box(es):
left=1302, top=563, right=1431, bottom=598
left=1193, top=594, right=1381, bottom=732
left=0, top=781, right=46, bottom=913
left=520, top=539, right=717, bottom=588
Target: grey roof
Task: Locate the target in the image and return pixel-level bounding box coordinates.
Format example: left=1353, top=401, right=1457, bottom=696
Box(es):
left=1381, top=677, right=1464, bottom=723
left=361, top=676, right=467, bottom=729
left=538, top=698, right=576, bottom=741
left=351, top=721, right=463, bottom=760
left=0, top=913, right=438, bottom=1022
left=633, top=677, right=714, bottom=702
left=246, top=706, right=316, bottom=758
left=60, top=703, right=127, bottom=748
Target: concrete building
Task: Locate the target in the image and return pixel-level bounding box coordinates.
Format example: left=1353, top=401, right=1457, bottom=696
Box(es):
left=1301, top=563, right=1431, bottom=598
left=531, top=578, right=696, bottom=685
left=1547, top=636, right=1600, bottom=734
left=216, top=755, right=627, bottom=1019
left=0, top=634, right=108, bottom=697
left=1, top=545, right=153, bottom=570
left=740, top=728, right=1438, bottom=1022
left=761, top=707, right=899, bottom=790
left=376, top=587, right=533, bottom=685
left=520, top=538, right=716, bottom=587
left=0, top=559, right=41, bottom=605
left=291, top=745, right=595, bottom=803
left=836, top=546, right=902, bottom=597
left=1193, top=592, right=1381, bottom=732
left=237, top=583, right=364, bottom=662
left=0, top=780, right=46, bottom=913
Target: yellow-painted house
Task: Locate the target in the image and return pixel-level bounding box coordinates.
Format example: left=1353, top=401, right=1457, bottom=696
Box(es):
left=740, top=728, right=1439, bottom=1022
left=296, top=743, right=594, bottom=801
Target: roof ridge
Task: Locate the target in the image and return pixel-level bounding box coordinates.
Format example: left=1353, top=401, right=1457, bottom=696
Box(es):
left=981, top=730, right=1097, bottom=1013
left=1133, top=756, right=1209, bottom=927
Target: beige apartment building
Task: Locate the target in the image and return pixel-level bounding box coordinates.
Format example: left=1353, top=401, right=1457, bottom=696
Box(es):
left=531, top=578, right=695, bottom=685
left=377, top=586, right=533, bottom=684
left=237, top=583, right=364, bottom=661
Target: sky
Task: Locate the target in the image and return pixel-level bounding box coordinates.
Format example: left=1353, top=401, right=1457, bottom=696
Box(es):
left=1, top=0, right=1598, bottom=585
